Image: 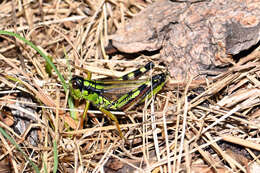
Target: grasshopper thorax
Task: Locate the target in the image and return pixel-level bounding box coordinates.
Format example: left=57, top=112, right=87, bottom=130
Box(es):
left=69, top=75, right=103, bottom=101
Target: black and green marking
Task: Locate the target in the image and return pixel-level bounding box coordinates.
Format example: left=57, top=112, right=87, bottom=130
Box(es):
left=69, top=62, right=166, bottom=138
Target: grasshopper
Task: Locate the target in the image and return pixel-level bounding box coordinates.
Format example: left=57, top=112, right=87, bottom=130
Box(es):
left=69, top=62, right=166, bottom=138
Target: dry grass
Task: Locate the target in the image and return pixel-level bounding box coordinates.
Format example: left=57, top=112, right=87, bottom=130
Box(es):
left=0, top=0, right=260, bottom=172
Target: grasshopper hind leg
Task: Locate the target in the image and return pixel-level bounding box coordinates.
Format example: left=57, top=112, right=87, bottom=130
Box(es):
left=135, top=73, right=167, bottom=106
left=120, top=62, right=155, bottom=80
left=114, top=73, right=167, bottom=111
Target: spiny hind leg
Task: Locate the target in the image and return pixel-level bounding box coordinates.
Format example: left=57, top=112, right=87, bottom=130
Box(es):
left=114, top=73, right=167, bottom=110
left=119, top=62, right=155, bottom=80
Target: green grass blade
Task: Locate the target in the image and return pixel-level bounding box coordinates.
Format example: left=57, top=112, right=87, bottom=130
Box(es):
left=45, top=55, right=53, bottom=77
left=0, top=30, right=67, bottom=91
left=0, top=127, right=40, bottom=172
left=64, top=46, right=77, bottom=119
left=53, top=140, right=58, bottom=173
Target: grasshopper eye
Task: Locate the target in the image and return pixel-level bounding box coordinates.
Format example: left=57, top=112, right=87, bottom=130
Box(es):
left=70, top=76, right=84, bottom=90
left=71, top=80, right=80, bottom=89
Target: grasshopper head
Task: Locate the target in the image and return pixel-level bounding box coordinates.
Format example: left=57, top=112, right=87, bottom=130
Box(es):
left=69, top=75, right=85, bottom=100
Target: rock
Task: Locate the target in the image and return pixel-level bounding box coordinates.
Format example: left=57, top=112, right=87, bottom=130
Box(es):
left=109, top=0, right=260, bottom=80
